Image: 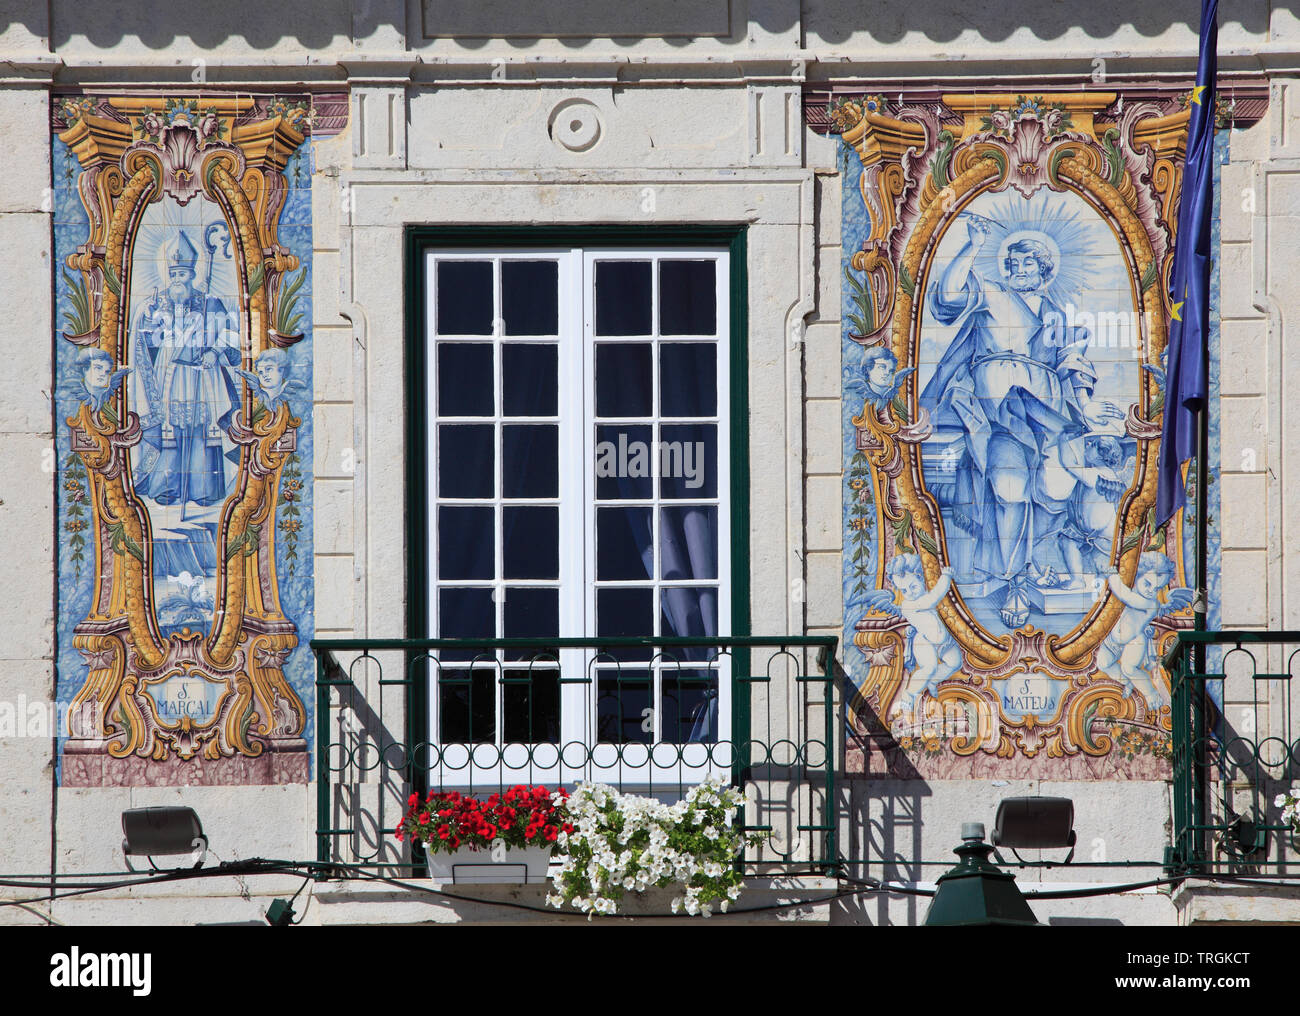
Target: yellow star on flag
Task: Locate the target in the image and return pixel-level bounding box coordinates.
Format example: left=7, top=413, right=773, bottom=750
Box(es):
left=1189, top=85, right=1207, bottom=106
left=1170, top=285, right=1187, bottom=322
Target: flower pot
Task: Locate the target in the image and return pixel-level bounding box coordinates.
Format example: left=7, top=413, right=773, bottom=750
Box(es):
left=424, top=845, right=553, bottom=884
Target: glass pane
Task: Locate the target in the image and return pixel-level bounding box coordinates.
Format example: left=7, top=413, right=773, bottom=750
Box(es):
left=502, top=260, right=559, bottom=336
left=502, top=425, right=558, bottom=498
left=659, top=343, right=717, bottom=417
left=597, top=670, right=652, bottom=744
left=594, top=261, right=651, bottom=336
left=503, top=506, right=558, bottom=579
left=660, top=586, right=718, bottom=641
left=659, top=260, right=716, bottom=335
left=596, top=586, right=653, bottom=661
left=596, top=506, right=652, bottom=581
left=436, top=261, right=493, bottom=335
left=503, top=668, right=560, bottom=743
left=658, top=423, right=716, bottom=499
left=502, top=344, right=558, bottom=417
left=594, top=424, right=652, bottom=500
left=503, top=587, right=559, bottom=661
left=439, top=667, right=496, bottom=744
left=437, top=343, right=493, bottom=416
left=438, top=424, right=494, bottom=498
left=661, top=669, right=718, bottom=744
left=595, top=342, right=652, bottom=417
left=437, top=507, right=494, bottom=579
left=659, top=506, right=718, bottom=580
left=437, top=587, right=495, bottom=661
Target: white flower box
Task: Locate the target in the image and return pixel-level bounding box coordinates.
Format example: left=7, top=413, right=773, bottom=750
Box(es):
left=425, top=845, right=553, bottom=884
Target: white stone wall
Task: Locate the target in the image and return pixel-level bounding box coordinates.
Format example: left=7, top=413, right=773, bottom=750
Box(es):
left=0, top=83, right=55, bottom=896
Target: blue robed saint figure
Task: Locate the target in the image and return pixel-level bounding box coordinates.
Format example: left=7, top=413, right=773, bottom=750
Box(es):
left=920, top=217, right=1124, bottom=623
left=131, top=231, right=241, bottom=510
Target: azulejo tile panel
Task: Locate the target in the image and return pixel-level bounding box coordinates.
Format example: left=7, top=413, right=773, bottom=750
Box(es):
left=835, top=92, right=1225, bottom=779
left=52, top=94, right=336, bottom=786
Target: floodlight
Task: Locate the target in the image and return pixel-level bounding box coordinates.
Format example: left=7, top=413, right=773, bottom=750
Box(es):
left=991, top=797, right=1076, bottom=863
left=121, top=806, right=206, bottom=870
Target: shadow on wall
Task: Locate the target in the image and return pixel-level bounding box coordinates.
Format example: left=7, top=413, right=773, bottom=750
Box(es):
left=9, top=0, right=1281, bottom=52
left=830, top=656, right=933, bottom=926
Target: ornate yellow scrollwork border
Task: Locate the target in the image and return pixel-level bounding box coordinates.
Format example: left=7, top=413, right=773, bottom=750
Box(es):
left=58, top=97, right=311, bottom=777
left=842, top=93, right=1195, bottom=770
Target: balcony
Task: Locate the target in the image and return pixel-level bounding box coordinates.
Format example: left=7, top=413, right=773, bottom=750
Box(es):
left=311, top=635, right=840, bottom=880
left=1167, top=630, right=1300, bottom=917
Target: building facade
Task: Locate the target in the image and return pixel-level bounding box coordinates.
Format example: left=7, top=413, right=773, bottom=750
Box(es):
left=1, top=1, right=1295, bottom=925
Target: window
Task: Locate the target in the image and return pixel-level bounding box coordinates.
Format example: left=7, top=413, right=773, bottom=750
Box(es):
left=411, top=234, right=742, bottom=785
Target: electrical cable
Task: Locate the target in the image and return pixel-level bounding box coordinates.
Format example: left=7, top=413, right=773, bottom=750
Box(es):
left=5, top=859, right=1300, bottom=918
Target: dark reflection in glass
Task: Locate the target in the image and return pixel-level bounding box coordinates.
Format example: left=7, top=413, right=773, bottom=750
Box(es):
left=594, top=261, right=651, bottom=335
left=595, top=424, right=652, bottom=500
left=438, top=507, right=493, bottom=578
left=659, top=260, right=716, bottom=335
left=503, top=344, right=558, bottom=416
left=437, top=587, right=495, bottom=662
left=595, top=343, right=652, bottom=417
left=504, top=668, right=560, bottom=743
left=503, top=506, right=558, bottom=578
left=597, top=670, right=652, bottom=744
left=596, top=506, right=652, bottom=581
left=659, top=424, right=717, bottom=498
left=438, top=425, right=494, bottom=498
left=502, top=260, right=559, bottom=335
left=440, top=667, right=496, bottom=743
left=659, top=343, right=717, bottom=417
left=661, top=668, right=718, bottom=744
left=502, top=425, right=558, bottom=498
left=503, top=587, right=558, bottom=661
left=437, top=261, right=493, bottom=335
left=596, top=587, right=653, bottom=661
left=437, top=343, right=494, bottom=416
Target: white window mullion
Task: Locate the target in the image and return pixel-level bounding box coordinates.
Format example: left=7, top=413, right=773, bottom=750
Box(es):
left=559, top=249, right=588, bottom=778
left=425, top=252, right=441, bottom=748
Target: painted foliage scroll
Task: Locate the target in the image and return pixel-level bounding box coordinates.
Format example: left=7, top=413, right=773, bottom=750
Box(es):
left=52, top=96, right=325, bottom=786
left=836, top=93, right=1224, bottom=779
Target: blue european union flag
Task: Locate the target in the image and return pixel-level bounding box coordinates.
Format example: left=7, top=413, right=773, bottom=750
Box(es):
left=1155, top=0, right=1218, bottom=527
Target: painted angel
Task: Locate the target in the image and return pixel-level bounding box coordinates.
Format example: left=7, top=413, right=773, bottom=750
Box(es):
left=234, top=348, right=307, bottom=413
left=861, top=555, right=963, bottom=714
left=73, top=348, right=130, bottom=414
left=846, top=345, right=915, bottom=410
left=1094, top=552, right=1194, bottom=706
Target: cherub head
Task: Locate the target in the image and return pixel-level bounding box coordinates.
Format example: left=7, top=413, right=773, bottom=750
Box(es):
left=1134, top=551, right=1176, bottom=598
left=254, top=348, right=289, bottom=392
left=885, top=553, right=927, bottom=599
left=862, top=345, right=898, bottom=391
left=78, top=348, right=115, bottom=391
left=1087, top=435, right=1123, bottom=469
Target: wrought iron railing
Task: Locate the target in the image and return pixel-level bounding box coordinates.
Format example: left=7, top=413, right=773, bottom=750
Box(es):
left=1167, top=630, right=1300, bottom=875
left=312, top=635, right=840, bottom=876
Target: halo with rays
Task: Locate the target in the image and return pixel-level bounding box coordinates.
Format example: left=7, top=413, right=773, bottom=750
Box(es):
left=960, top=191, right=1096, bottom=308
left=129, top=194, right=239, bottom=313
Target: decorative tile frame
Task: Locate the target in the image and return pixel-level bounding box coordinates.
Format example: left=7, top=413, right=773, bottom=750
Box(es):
left=52, top=94, right=323, bottom=786
left=835, top=91, right=1227, bottom=779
